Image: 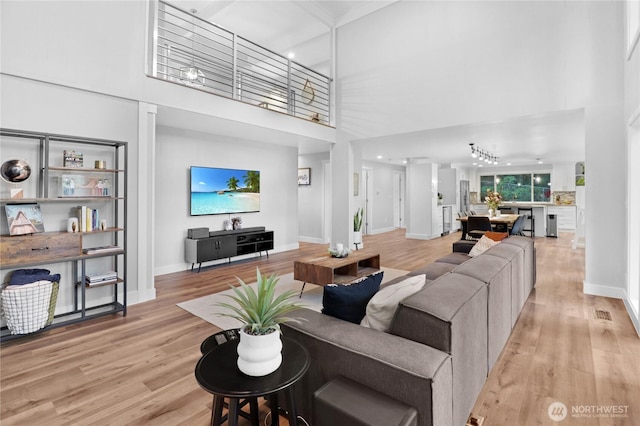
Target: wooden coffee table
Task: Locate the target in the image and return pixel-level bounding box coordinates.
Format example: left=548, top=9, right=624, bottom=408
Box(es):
left=294, top=250, right=380, bottom=296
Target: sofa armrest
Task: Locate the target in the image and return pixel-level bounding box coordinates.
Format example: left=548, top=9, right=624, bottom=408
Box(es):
left=281, top=308, right=453, bottom=426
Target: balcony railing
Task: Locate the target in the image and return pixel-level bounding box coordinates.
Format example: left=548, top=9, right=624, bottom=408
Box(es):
left=148, top=0, right=332, bottom=126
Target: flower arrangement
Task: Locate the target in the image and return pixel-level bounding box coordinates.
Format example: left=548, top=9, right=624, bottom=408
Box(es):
left=485, top=189, right=503, bottom=210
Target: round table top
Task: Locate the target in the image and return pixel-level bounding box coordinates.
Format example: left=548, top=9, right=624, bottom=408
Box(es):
left=194, top=337, right=310, bottom=398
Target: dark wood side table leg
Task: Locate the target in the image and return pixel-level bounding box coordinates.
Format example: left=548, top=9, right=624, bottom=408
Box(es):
left=212, top=395, right=224, bottom=426
left=249, top=397, right=259, bottom=425
left=284, top=388, right=298, bottom=426
left=268, top=393, right=280, bottom=426
left=227, top=398, right=240, bottom=426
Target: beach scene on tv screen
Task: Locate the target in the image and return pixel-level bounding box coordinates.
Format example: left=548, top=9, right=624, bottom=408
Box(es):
left=191, top=167, right=260, bottom=215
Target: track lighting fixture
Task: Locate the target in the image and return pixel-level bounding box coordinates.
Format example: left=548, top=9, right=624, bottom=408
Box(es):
left=469, top=143, right=499, bottom=166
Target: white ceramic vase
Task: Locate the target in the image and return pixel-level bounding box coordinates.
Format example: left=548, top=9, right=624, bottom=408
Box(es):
left=354, top=230, right=362, bottom=244
left=488, top=209, right=496, bottom=218
left=237, top=326, right=283, bottom=376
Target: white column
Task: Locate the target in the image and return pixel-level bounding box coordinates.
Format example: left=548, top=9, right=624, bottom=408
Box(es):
left=136, top=102, right=157, bottom=303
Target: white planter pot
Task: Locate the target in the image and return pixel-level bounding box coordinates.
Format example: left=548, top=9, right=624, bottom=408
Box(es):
left=354, top=230, right=362, bottom=244
left=237, top=327, right=283, bottom=376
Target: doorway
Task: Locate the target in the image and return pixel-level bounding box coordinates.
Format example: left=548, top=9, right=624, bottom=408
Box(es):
left=393, top=171, right=405, bottom=228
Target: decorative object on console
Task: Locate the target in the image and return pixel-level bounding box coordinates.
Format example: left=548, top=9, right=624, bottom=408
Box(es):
left=353, top=207, right=363, bottom=247
left=231, top=216, right=242, bottom=230
left=328, top=244, right=349, bottom=258
left=223, top=220, right=232, bottom=231
left=215, top=268, right=304, bottom=376
left=4, top=204, right=44, bottom=236
left=1, top=159, right=32, bottom=199
left=298, top=168, right=310, bottom=186
left=321, top=271, right=384, bottom=324
left=94, top=160, right=106, bottom=169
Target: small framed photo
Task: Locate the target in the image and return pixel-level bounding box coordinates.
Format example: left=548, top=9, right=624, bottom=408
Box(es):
left=5, top=204, right=45, bottom=236
left=298, top=168, right=311, bottom=186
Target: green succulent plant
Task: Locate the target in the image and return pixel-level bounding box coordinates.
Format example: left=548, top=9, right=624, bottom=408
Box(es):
left=354, top=207, right=363, bottom=232
left=216, top=268, right=304, bottom=335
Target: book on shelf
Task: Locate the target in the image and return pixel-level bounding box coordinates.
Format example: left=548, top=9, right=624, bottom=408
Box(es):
left=77, top=206, right=100, bottom=232
left=85, top=271, right=118, bottom=285
left=86, top=278, right=118, bottom=286
left=63, top=150, right=83, bottom=168
left=82, top=245, right=121, bottom=255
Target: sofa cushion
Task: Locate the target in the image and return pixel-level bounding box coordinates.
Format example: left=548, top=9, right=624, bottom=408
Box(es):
left=322, top=272, right=383, bottom=324
left=361, top=274, right=427, bottom=331
left=468, top=235, right=499, bottom=257
left=408, top=262, right=456, bottom=280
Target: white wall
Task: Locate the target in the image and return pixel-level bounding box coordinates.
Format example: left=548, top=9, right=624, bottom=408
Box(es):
left=154, top=126, right=300, bottom=275
left=336, top=0, right=626, bottom=296
left=625, top=0, right=640, bottom=335
left=298, top=152, right=329, bottom=243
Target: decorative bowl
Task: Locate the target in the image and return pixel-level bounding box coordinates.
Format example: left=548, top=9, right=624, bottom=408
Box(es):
left=328, top=247, right=350, bottom=258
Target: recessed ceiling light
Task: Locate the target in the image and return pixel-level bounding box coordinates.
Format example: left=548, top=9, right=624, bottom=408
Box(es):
left=402, top=160, right=407, bottom=164
left=376, top=155, right=383, bottom=159
left=472, top=162, right=477, bottom=165
left=478, top=164, right=483, bottom=167
left=287, top=52, right=295, bottom=59
left=506, top=162, right=512, bottom=166
left=537, top=159, right=543, bottom=164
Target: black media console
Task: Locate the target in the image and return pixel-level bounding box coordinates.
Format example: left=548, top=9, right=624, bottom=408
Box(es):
left=185, top=226, right=274, bottom=272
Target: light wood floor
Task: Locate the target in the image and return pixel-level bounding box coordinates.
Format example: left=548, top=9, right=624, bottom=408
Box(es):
left=1, top=230, right=638, bottom=425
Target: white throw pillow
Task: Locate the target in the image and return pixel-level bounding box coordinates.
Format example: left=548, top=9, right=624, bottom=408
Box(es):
left=360, top=274, right=427, bottom=331
left=468, top=235, right=499, bottom=257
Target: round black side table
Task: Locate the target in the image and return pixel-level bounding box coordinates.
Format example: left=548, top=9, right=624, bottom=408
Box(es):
left=195, top=337, right=310, bottom=426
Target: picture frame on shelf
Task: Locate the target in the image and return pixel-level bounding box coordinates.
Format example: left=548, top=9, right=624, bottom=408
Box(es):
left=5, top=203, right=45, bottom=236
left=63, top=150, right=83, bottom=168
left=298, top=168, right=311, bottom=186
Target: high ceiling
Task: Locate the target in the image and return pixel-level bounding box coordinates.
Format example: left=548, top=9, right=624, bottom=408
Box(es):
left=163, top=1, right=586, bottom=169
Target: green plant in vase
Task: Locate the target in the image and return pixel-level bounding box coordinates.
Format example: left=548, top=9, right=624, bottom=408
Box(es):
left=216, top=268, right=304, bottom=376
left=353, top=207, right=363, bottom=246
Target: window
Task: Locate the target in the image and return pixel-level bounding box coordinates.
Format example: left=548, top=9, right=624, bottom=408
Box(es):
left=480, top=173, right=551, bottom=202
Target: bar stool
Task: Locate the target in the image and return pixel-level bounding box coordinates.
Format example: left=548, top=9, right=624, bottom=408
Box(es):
left=517, top=207, right=535, bottom=237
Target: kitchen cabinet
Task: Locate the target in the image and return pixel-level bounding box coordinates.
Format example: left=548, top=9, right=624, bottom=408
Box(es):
left=547, top=206, right=577, bottom=230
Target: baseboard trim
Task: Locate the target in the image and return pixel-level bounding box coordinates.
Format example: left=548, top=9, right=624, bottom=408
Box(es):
left=298, top=235, right=325, bottom=244
left=623, top=297, right=640, bottom=337
left=582, top=280, right=626, bottom=299
left=405, top=233, right=440, bottom=241
left=369, top=227, right=396, bottom=235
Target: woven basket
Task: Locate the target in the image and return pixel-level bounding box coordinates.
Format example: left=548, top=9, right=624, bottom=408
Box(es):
left=1, top=280, right=60, bottom=335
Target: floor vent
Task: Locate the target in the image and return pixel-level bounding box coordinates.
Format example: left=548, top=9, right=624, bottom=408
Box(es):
left=594, top=309, right=612, bottom=321
left=466, top=413, right=485, bottom=426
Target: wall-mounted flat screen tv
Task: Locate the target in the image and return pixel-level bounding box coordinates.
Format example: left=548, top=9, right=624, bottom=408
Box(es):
left=190, top=166, right=260, bottom=216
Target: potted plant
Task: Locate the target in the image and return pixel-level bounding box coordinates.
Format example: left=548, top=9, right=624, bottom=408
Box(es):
left=216, top=268, right=304, bottom=376
left=353, top=207, right=363, bottom=245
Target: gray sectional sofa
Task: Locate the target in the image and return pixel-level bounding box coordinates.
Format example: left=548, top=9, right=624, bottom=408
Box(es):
left=281, top=236, right=536, bottom=426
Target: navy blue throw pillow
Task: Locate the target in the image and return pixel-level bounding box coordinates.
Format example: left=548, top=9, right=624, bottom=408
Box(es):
left=322, top=271, right=384, bottom=324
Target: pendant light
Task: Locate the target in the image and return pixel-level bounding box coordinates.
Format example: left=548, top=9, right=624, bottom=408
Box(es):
left=179, top=9, right=205, bottom=87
